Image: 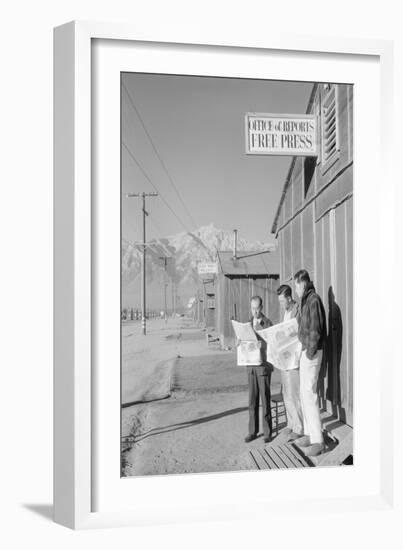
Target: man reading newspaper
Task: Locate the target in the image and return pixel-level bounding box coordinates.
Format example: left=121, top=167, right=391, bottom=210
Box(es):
left=276, top=284, right=304, bottom=442
left=293, top=269, right=327, bottom=457
left=236, top=296, right=273, bottom=444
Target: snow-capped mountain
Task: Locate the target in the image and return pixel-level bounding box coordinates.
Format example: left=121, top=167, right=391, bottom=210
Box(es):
left=122, top=223, right=276, bottom=308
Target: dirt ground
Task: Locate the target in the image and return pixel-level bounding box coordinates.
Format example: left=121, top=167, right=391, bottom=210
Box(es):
left=122, top=317, right=282, bottom=476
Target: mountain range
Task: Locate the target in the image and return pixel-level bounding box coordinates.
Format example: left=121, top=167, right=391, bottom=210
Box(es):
left=122, top=223, right=276, bottom=310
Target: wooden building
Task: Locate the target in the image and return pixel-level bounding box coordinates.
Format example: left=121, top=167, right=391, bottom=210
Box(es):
left=271, top=82, right=354, bottom=427
left=215, top=250, right=280, bottom=348
left=194, top=286, right=205, bottom=326
left=195, top=278, right=216, bottom=329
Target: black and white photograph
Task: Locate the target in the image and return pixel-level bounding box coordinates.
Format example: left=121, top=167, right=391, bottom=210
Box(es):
left=4, top=0, right=400, bottom=541
left=1, top=0, right=401, bottom=539
left=120, top=73, right=354, bottom=477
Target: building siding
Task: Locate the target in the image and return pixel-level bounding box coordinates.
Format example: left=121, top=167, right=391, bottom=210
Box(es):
left=273, top=83, right=354, bottom=427
left=216, top=273, right=280, bottom=347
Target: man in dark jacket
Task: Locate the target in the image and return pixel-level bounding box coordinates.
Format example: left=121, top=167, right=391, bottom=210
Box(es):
left=242, top=296, right=273, bottom=443
left=294, top=269, right=326, bottom=457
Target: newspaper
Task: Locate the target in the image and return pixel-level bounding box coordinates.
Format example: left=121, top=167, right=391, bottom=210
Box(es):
left=231, top=320, right=262, bottom=366
left=231, top=320, right=257, bottom=342
left=259, top=318, right=302, bottom=371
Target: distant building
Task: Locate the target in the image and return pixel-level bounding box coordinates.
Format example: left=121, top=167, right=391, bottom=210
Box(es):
left=271, top=82, right=353, bottom=426
left=201, top=278, right=216, bottom=329
left=215, top=250, right=280, bottom=348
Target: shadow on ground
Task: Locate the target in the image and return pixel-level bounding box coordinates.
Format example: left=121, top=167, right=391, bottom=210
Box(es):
left=23, top=504, right=53, bottom=522
left=135, top=406, right=248, bottom=442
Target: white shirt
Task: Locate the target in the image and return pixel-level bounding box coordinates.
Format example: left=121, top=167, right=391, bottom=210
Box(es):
left=253, top=317, right=260, bottom=329
left=284, top=308, right=293, bottom=322
left=283, top=301, right=297, bottom=322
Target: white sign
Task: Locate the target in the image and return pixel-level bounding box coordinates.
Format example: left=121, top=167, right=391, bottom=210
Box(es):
left=197, top=262, right=218, bottom=275
left=245, top=112, right=317, bottom=156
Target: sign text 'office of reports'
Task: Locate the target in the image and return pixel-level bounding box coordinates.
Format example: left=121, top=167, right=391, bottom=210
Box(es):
left=245, top=113, right=317, bottom=156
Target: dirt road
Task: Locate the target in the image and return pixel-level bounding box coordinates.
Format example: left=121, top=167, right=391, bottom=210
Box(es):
left=122, top=318, right=282, bottom=476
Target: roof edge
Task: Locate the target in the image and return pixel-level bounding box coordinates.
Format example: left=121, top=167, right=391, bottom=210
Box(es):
left=271, top=82, right=319, bottom=235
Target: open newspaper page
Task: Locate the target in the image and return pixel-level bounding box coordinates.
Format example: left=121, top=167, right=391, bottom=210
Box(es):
left=259, top=318, right=302, bottom=371
left=231, top=320, right=261, bottom=366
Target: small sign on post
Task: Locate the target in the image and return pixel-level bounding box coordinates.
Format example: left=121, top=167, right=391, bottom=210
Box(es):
left=245, top=112, right=317, bottom=156
left=197, top=262, right=218, bottom=275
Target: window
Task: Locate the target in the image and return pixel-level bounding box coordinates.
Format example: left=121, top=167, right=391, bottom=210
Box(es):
left=321, top=85, right=339, bottom=168
left=304, top=156, right=316, bottom=197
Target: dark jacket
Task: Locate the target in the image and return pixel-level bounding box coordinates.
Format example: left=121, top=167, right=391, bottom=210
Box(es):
left=249, top=314, right=273, bottom=367
left=297, top=282, right=326, bottom=360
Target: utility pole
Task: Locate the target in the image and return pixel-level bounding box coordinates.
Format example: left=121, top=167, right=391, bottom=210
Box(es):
left=171, top=281, right=176, bottom=317
left=232, top=229, right=238, bottom=260
left=159, top=256, right=171, bottom=323
left=159, top=255, right=176, bottom=320
left=126, top=191, right=158, bottom=335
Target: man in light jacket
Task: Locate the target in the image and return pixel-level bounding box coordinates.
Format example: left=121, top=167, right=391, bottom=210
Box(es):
left=276, top=284, right=304, bottom=441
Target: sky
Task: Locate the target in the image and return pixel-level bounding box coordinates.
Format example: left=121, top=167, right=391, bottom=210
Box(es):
left=121, top=73, right=314, bottom=246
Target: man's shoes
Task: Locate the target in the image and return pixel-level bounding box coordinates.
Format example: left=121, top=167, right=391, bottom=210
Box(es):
left=244, top=434, right=257, bottom=443
left=295, top=435, right=311, bottom=447
left=263, top=435, right=273, bottom=444
left=287, top=432, right=304, bottom=442
left=304, top=443, right=325, bottom=457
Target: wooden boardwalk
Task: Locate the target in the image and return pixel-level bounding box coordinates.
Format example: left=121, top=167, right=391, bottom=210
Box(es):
left=250, top=410, right=353, bottom=470
left=250, top=442, right=312, bottom=470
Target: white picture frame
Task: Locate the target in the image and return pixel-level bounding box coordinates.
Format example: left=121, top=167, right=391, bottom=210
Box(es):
left=54, top=21, right=395, bottom=529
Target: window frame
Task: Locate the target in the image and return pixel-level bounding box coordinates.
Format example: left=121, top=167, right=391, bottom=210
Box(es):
left=321, top=83, right=341, bottom=174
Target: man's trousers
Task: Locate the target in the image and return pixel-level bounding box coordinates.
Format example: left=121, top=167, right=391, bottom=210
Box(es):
left=281, top=368, right=303, bottom=435
left=247, top=366, right=272, bottom=437
left=299, top=350, right=324, bottom=444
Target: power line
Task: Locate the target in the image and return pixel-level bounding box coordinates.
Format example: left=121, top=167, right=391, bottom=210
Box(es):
left=125, top=207, right=173, bottom=250
left=122, top=141, right=192, bottom=235
left=147, top=212, right=165, bottom=237
left=123, top=142, right=214, bottom=261
left=236, top=250, right=275, bottom=260
left=122, top=82, right=198, bottom=229
left=123, top=234, right=172, bottom=259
